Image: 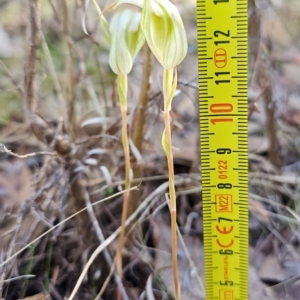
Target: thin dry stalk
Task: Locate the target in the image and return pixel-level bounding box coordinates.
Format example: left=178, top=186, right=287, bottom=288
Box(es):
left=0, top=144, right=56, bottom=158
left=0, top=187, right=138, bottom=269
left=248, top=0, right=260, bottom=73
left=0, top=275, right=36, bottom=283
left=40, top=31, right=68, bottom=123
left=262, top=83, right=281, bottom=170
left=61, top=0, right=75, bottom=138
left=24, top=0, right=40, bottom=115
left=130, top=43, right=152, bottom=220
left=258, top=51, right=281, bottom=171
left=94, top=50, right=108, bottom=113
left=248, top=88, right=264, bottom=120
left=0, top=60, right=24, bottom=97
left=0, top=203, right=30, bottom=296
left=83, top=188, right=129, bottom=300
left=249, top=172, right=300, bottom=185
left=252, top=0, right=281, bottom=171
left=176, top=213, right=204, bottom=297
left=0, top=165, right=62, bottom=295
left=68, top=178, right=187, bottom=300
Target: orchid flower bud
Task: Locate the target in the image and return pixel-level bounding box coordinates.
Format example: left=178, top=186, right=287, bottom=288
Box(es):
left=109, top=9, right=145, bottom=75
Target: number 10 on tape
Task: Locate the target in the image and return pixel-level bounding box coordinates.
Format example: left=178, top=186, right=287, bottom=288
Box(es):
left=197, top=0, right=248, bottom=299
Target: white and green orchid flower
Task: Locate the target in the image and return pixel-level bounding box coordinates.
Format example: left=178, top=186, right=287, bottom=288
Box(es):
left=109, top=9, right=145, bottom=75
left=91, top=1, right=187, bottom=299
left=110, top=1, right=187, bottom=299
left=90, top=0, right=145, bottom=75
left=112, top=0, right=188, bottom=70
left=141, top=0, right=187, bottom=70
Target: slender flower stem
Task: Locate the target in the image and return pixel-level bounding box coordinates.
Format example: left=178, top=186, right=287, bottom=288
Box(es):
left=116, top=74, right=131, bottom=300
left=162, top=68, right=180, bottom=300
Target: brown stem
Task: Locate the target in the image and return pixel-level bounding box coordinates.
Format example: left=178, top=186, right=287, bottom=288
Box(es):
left=24, top=0, right=40, bottom=116
left=61, top=0, right=75, bottom=138
left=262, top=84, right=281, bottom=171
left=258, top=42, right=281, bottom=171
left=130, top=43, right=152, bottom=219
left=248, top=0, right=260, bottom=72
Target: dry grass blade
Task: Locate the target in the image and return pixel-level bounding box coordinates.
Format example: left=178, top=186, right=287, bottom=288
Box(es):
left=82, top=0, right=91, bottom=35
left=145, top=274, right=155, bottom=300
left=40, top=31, right=67, bottom=122
left=0, top=186, right=138, bottom=269
left=83, top=187, right=129, bottom=300
left=177, top=221, right=204, bottom=297
left=0, top=144, right=56, bottom=158
left=130, top=43, right=152, bottom=220
left=24, top=0, right=40, bottom=115
left=0, top=275, right=35, bottom=283
left=249, top=193, right=300, bottom=224
left=22, top=294, right=49, bottom=300
left=68, top=178, right=188, bottom=300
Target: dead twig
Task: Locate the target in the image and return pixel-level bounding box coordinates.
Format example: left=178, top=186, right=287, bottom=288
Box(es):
left=83, top=185, right=129, bottom=300
left=40, top=32, right=68, bottom=123
left=24, top=0, right=40, bottom=115
left=0, top=144, right=57, bottom=158
left=0, top=186, right=138, bottom=269
left=68, top=177, right=192, bottom=300
left=257, top=29, right=281, bottom=170
left=248, top=88, right=264, bottom=120
left=0, top=275, right=36, bottom=283
left=130, top=43, right=152, bottom=239
left=0, top=201, right=32, bottom=295
left=61, top=0, right=76, bottom=138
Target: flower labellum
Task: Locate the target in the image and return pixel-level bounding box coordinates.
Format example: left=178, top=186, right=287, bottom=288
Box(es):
left=109, top=9, right=145, bottom=75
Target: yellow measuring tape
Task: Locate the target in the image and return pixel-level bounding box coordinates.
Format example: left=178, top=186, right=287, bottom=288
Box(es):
left=197, top=0, right=248, bottom=299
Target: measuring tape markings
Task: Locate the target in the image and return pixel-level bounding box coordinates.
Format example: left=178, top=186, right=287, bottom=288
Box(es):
left=197, top=0, right=248, bottom=300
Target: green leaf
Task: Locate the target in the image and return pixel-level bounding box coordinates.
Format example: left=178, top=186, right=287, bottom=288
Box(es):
left=91, top=0, right=111, bottom=43
left=164, top=68, right=178, bottom=111
left=161, top=128, right=170, bottom=158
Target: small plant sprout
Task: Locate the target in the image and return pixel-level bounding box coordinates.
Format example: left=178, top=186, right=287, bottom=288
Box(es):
left=92, top=1, right=145, bottom=294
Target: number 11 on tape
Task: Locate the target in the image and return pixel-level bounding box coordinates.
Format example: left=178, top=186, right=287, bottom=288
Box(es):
left=197, top=0, right=248, bottom=299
